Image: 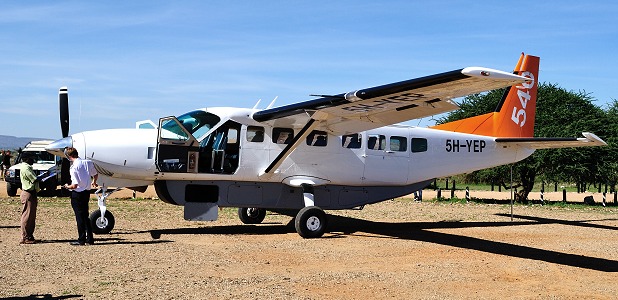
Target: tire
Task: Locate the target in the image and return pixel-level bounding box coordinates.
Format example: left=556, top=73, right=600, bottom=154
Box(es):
left=238, top=207, right=266, bottom=224
left=294, top=206, right=327, bottom=238
left=89, top=209, right=115, bottom=234
left=6, top=182, right=17, bottom=197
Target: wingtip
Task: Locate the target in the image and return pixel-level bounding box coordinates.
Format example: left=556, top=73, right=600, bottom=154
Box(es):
left=461, top=67, right=529, bottom=82
left=581, top=132, right=607, bottom=146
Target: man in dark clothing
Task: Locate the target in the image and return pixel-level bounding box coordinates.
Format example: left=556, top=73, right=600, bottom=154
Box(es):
left=62, top=147, right=98, bottom=246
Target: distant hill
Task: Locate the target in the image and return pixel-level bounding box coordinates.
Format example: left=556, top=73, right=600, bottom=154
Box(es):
left=0, top=135, right=52, bottom=150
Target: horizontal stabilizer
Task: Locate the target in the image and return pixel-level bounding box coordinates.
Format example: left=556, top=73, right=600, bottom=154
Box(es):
left=495, top=132, right=606, bottom=149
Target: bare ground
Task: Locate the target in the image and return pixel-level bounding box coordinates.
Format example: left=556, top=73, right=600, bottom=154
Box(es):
left=1, top=181, right=617, bottom=299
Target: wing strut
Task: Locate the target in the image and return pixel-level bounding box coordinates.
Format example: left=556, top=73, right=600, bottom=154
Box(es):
left=261, top=118, right=319, bottom=178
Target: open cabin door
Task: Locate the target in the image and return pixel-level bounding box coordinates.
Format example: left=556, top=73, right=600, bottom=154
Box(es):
left=156, top=116, right=200, bottom=173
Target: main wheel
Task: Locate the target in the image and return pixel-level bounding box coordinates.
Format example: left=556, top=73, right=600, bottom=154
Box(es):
left=6, top=182, right=17, bottom=197
left=294, top=206, right=327, bottom=238
left=89, top=209, right=115, bottom=234
left=238, top=207, right=266, bottom=224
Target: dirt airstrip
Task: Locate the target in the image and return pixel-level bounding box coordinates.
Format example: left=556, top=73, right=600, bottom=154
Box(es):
left=1, top=181, right=617, bottom=299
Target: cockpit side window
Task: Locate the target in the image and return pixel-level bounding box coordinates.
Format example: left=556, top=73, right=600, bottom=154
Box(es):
left=176, top=110, right=221, bottom=140
left=160, top=118, right=190, bottom=141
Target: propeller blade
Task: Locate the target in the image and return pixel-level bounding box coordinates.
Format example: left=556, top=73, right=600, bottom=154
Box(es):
left=58, top=86, right=71, bottom=185
left=59, top=87, right=69, bottom=138
left=61, top=157, right=71, bottom=185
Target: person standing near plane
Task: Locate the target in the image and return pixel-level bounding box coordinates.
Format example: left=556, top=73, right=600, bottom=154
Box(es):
left=2, top=150, right=12, bottom=179
left=19, top=152, right=39, bottom=244
left=62, top=147, right=98, bottom=246
left=0, top=150, right=4, bottom=179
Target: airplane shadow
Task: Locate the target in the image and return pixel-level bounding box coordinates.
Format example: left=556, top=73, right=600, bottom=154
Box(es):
left=0, top=225, right=19, bottom=229
left=495, top=213, right=618, bottom=231
left=36, top=237, right=171, bottom=246
left=149, top=222, right=295, bottom=239
left=149, top=214, right=618, bottom=272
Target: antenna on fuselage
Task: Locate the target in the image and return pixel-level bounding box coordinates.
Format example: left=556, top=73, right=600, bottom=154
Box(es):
left=252, top=99, right=262, bottom=109
left=266, top=96, right=278, bottom=109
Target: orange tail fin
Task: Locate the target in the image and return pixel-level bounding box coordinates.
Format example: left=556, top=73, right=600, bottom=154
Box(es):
left=432, top=54, right=540, bottom=138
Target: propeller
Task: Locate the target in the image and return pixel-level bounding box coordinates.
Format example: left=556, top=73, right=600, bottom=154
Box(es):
left=59, top=87, right=69, bottom=138
left=59, top=87, right=71, bottom=185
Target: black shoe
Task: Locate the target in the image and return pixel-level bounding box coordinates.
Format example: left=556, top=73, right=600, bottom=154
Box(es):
left=87, top=240, right=95, bottom=245
left=70, top=241, right=85, bottom=246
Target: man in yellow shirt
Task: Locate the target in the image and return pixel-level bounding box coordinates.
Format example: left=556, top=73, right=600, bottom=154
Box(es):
left=19, top=153, right=40, bottom=244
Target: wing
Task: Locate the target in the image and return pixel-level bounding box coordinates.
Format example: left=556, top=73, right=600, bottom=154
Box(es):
left=252, top=67, right=530, bottom=135
left=495, top=132, right=607, bottom=149
left=254, top=65, right=530, bottom=177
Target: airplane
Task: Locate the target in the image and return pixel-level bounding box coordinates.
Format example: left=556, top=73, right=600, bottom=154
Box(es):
left=45, top=53, right=606, bottom=238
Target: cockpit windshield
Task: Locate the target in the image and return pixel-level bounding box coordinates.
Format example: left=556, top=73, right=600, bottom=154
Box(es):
left=165, top=110, right=221, bottom=140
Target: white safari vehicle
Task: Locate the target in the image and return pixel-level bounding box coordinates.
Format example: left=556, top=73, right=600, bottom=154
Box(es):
left=5, top=140, right=62, bottom=196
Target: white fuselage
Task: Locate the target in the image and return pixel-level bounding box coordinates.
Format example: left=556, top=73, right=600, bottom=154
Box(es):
left=62, top=110, right=534, bottom=191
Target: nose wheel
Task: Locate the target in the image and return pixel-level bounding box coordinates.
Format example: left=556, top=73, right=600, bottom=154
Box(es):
left=89, top=209, right=115, bottom=234
left=89, top=187, right=120, bottom=234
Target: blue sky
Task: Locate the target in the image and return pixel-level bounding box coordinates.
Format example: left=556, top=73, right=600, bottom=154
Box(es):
left=1, top=1, right=617, bottom=138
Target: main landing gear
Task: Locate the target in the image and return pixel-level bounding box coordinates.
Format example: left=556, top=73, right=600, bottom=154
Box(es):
left=294, top=206, right=327, bottom=238
left=238, top=184, right=328, bottom=238
left=89, top=188, right=118, bottom=234
left=294, top=183, right=327, bottom=238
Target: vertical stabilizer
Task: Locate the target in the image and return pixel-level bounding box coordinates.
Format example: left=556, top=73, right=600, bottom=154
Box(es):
left=432, top=54, right=539, bottom=138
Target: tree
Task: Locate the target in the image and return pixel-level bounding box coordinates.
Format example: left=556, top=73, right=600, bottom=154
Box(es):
left=437, top=83, right=610, bottom=201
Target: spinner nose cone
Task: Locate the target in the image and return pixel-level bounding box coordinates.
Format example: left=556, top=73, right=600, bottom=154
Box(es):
left=45, top=136, right=73, bottom=156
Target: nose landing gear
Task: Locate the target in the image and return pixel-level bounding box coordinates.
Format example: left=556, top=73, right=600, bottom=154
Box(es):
left=89, top=188, right=120, bottom=234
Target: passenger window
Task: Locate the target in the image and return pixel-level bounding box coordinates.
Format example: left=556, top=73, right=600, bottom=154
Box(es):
left=411, top=138, right=428, bottom=153
left=390, top=136, right=407, bottom=152
left=307, top=130, right=328, bottom=146
left=367, top=134, right=386, bottom=150
left=246, top=126, right=265, bottom=142
left=342, top=134, right=362, bottom=149
left=272, top=128, right=294, bottom=144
